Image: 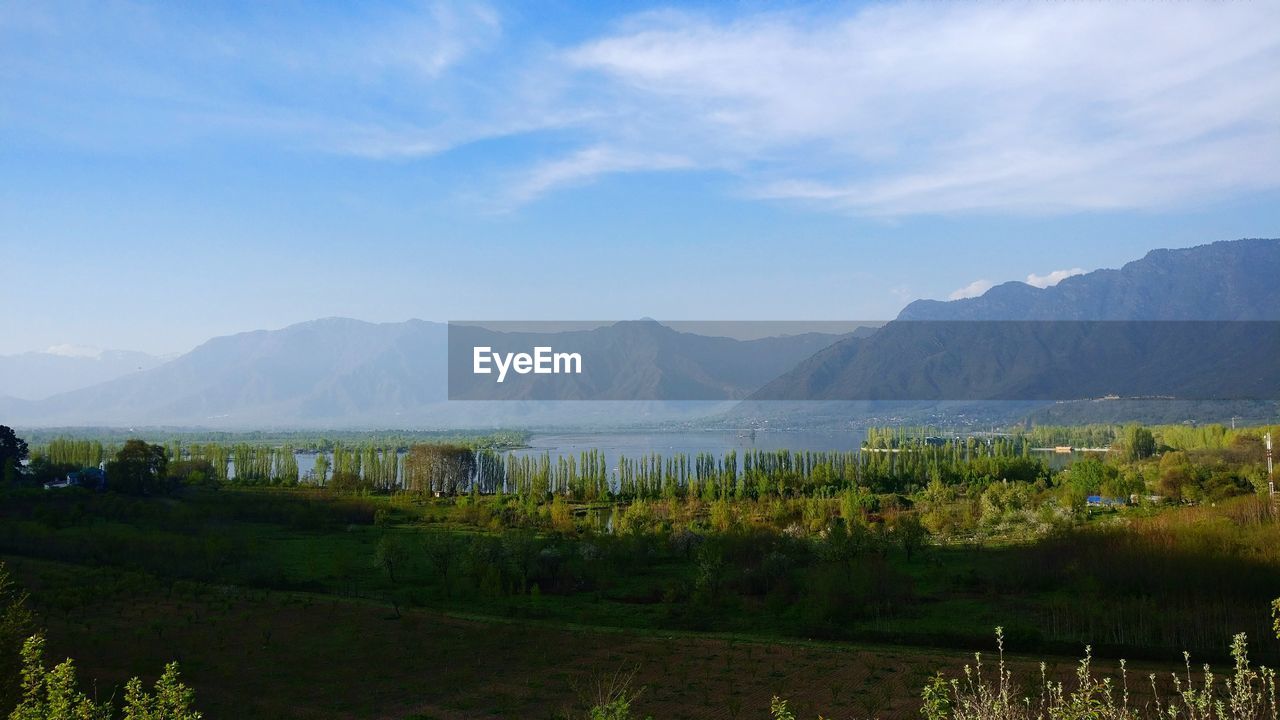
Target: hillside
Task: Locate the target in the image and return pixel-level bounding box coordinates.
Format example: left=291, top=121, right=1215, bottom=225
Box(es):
left=749, top=238, right=1280, bottom=420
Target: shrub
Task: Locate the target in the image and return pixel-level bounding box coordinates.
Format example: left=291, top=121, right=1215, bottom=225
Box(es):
left=920, top=623, right=1278, bottom=720
left=9, top=634, right=201, bottom=720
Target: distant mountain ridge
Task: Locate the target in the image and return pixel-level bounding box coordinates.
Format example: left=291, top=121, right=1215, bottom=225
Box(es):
left=8, top=319, right=848, bottom=427
left=6, top=238, right=1277, bottom=429
left=898, top=238, right=1280, bottom=320
left=448, top=320, right=852, bottom=401
left=0, top=348, right=167, bottom=400
left=753, top=238, right=1280, bottom=408
left=15, top=318, right=449, bottom=426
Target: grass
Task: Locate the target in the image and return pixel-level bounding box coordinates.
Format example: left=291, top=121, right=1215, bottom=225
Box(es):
left=2, top=488, right=1276, bottom=661
left=9, top=555, right=1197, bottom=720
left=1, top=486, right=1277, bottom=719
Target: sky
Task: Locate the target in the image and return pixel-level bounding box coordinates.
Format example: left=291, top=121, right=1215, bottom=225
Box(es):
left=3, top=0, right=1279, bottom=356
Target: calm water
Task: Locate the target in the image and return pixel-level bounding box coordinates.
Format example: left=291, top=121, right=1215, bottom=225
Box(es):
left=513, top=429, right=863, bottom=465
left=275, top=430, right=861, bottom=481
left=272, top=430, right=1094, bottom=480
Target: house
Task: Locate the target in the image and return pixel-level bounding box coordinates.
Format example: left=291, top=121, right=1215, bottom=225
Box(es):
left=43, top=467, right=106, bottom=491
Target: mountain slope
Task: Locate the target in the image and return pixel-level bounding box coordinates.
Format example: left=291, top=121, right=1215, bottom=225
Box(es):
left=0, top=349, right=168, bottom=400
left=18, top=319, right=449, bottom=426
left=753, top=238, right=1280, bottom=405
left=448, top=320, right=851, bottom=401
left=11, top=319, right=848, bottom=427
left=898, top=238, right=1280, bottom=321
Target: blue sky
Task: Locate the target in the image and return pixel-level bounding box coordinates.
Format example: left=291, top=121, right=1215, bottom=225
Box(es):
left=3, top=0, right=1278, bottom=356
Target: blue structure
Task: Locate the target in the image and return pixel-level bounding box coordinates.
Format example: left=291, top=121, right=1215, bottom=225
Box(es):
left=1086, top=495, right=1126, bottom=507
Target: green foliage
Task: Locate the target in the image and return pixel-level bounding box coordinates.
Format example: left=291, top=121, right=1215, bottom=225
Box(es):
left=9, top=635, right=200, bottom=720
left=584, top=669, right=648, bottom=720
left=164, top=461, right=218, bottom=490
left=1058, top=457, right=1115, bottom=499
left=0, top=564, right=33, bottom=715
left=403, top=444, right=476, bottom=495
left=9, top=635, right=106, bottom=720
left=918, top=619, right=1279, bottom=720
left=769, top=696, right=796, bottom=720
left=30, top=440, right=100, bottom=472
left=892, top=511, right=929, bottom=561
left=104, top=441, right=169, bottom=496
left=0, top=428, right=29, bottom=487
left=1116, top=424, right=1157, bottom=462
left=120, top=664, right=200, bottom=720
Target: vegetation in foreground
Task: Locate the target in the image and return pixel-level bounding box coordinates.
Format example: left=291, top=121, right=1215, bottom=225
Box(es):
left=0, top=423, right=1278, bottom=718
left=3, top=554, right=1277, bottom=719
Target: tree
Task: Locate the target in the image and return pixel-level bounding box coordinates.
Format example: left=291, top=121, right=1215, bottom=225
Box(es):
left=373, top=534, right=410, bottom=585
left=1157, top=451, right=1196, bottom=500
left=121, top=663, right=201, bottom=720
left=894, top=512, right=929, bottom=562
left=105, top=440, right=169, bottom=495
left=0, top=427, right=28, bottom=486
left=9, top=634, right=200, bottom=720
left=166, top=460, right=219, bottom=489
left=8, top=635, right=105, bottom=720
left=1060, top=457, right=1115, bottom=500
left=0, top=563, right=33, bottom=714
left=1116, top=424, right=1157, bottom=462
left=312, top=454, right=330, bottom=485
left=327, top=471, right=371, bottom=494
left=373, top=533, right=413, bottom=618
left=403, top=444, right=476, bottom=495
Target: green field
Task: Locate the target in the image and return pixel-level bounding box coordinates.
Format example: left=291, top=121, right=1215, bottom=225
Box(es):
left=7, top=555, right=1194, bottom=720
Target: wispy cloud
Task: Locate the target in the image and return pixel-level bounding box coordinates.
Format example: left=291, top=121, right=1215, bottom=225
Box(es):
left=556, top=2, right=1280, bottom=214
left=506, top=145, right=693, bottom=205
left=1025, top=268, right=1085, bottom=289
left=0, top=1, right=513, bottom=155
left=5, top=2, right=1278, bottom=214
left=949, top=279, right=994, bottom=301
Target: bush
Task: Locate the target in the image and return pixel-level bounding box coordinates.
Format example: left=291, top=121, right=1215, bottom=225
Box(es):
left=9, top=634, right=201, bottom=720
left=919, top=626, right=1277, bottom=720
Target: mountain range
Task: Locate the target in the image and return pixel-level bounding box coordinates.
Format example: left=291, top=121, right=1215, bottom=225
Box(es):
left=898, top=238, right=1280, bottom=321
left=750, top=238, right=1280, bottom=418
left=0, top=348, right=168, bottom=401
left=1, top=319, right=852, bottom=427
left=3, top=237, right=1277, bottom=428
left=447, top=321, right=855, bottom=401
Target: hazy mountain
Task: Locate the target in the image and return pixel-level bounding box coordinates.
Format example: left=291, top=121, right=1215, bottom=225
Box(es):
left=898, top=238, right=1280, bottom=321
left=448, top=320, right=853, bottom=401
left=0, top=348, right=168, bottom=400
left=9, top=319, right=848, bottom=428
left=751, top=320, right=1279, bottom=401
left=9, top=319, right=448, bottom=427
left=10, top=238, right=1277, bottom=429
left=750, top=238, right=1280, bottom=418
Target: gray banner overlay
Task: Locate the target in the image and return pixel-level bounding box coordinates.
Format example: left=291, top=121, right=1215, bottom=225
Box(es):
left=447, top=320, right=1280, bottom=401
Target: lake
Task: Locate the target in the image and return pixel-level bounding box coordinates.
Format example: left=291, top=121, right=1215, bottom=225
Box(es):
left=275, top=429, right=1097, bottom=481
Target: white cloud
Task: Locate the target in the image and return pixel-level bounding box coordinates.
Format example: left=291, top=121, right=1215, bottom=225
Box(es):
left=6, top=2, right=1280, bottom=214
left=553, top=2, right=1280, bottom=214
left=1025, top=268, right=1085, bottom=289
left=506, top=145, right=694, bottom=205
left=949, top=280, right=994, bottom=301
